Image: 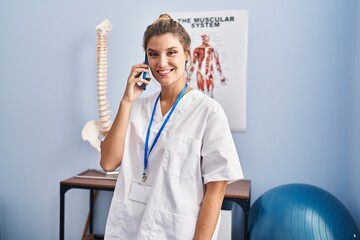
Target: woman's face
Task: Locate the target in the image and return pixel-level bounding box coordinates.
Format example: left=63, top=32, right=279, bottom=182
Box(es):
left=146, top=33, right=189, bottom=87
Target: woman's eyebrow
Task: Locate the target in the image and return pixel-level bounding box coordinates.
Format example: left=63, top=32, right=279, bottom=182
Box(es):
left=166, top=47, right=178, bottom=50
left=147, top=47, right=178, bottom=52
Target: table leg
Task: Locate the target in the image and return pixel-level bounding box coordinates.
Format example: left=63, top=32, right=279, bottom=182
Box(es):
left=60, top=185, right=71, bottom=240
left=89, top=190, right=94, bottom=234
left=243, top=205, right=249, bottom=240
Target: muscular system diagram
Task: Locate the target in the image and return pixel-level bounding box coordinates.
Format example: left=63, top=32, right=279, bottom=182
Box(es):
left=187, top=34, right=226, bottom=98
left=81, top=19, right=112, bottom=152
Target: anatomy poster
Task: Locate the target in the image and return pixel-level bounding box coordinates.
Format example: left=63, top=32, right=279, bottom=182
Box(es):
left=170, top=10, right=248, bottom=132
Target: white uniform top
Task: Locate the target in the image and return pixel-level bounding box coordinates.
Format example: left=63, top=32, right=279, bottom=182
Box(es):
left=104, top=90, right=243, bottom=240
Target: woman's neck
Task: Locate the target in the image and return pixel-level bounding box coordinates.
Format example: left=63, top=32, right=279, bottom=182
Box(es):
left=160, top=82, right=184, bottom=102
left=159, top=80, right=190, bottom=116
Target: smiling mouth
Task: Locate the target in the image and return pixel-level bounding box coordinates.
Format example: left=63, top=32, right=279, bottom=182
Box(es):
left=157, top=69, right=173, bottom=76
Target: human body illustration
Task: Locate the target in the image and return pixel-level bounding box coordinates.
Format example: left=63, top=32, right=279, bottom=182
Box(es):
left=100, top=14, right=243, bottom=240
left=187, top=34, right=226, bottom=98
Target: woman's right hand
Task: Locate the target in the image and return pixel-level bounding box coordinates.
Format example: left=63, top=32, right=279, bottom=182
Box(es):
left=122, top=63, right=150, bottom=103
left=101, top=63, right=150, bottom=171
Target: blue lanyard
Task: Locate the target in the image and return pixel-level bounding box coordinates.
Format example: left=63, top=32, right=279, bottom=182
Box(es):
left=143, top=83, right=188, bottom=182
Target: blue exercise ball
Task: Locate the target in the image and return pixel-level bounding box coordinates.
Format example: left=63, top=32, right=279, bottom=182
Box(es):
left=249, top=184, right=359, bottom=240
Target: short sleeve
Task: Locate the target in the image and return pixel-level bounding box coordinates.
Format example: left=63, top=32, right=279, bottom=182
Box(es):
left=201, top=104, right=244, bottom=185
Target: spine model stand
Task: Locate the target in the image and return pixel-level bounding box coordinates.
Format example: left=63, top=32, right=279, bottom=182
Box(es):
left=82, top=19, right=113, bottom=152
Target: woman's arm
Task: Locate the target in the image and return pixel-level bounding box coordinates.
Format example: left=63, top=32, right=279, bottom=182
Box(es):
left=194, top=181, right=226, bottom=240
left=100, top=63, right=150, bottom=172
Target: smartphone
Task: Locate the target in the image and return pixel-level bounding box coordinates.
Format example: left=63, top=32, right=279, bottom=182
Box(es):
left=141, top=53, right=150, bottom=90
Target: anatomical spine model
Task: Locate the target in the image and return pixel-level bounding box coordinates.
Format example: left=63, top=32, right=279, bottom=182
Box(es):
left=82, top=19, right=113, bottom=152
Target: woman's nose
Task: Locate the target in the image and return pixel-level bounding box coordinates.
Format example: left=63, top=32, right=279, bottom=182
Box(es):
left=158, top=55, right=168, bottom=67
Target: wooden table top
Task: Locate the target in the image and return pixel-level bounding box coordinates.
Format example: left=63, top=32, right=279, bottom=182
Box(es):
left=61, top=169, right=250, bottom=199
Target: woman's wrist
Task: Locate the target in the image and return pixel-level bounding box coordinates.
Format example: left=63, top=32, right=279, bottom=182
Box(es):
left=120, top=98, right=134, bottom=108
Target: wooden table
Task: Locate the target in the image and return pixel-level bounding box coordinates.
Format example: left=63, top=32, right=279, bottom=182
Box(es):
left=60, top=169, right=251, bottom=240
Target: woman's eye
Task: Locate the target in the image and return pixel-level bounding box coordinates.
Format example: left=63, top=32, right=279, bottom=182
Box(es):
left=168, top=51, right=177, bottom=56
left=148, top=52, right=158, bottom=57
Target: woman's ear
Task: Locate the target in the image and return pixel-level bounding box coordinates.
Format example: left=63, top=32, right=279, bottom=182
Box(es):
left=185, top=60, right=191, bottom=71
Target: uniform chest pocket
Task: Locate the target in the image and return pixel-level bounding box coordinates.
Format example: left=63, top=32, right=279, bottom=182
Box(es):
left=163, top=134, right=201, bottom=178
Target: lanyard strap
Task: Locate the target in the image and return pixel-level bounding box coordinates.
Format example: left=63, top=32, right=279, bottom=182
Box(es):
left=143, top=83, right=188, bottom=181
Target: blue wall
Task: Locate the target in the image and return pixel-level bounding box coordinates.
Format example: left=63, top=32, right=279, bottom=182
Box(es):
left=348, top=0, right=360, bottom=227
left=0, top=1, right=358, bottom=239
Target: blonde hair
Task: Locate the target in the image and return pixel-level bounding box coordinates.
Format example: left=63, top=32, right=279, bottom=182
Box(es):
left=143, top=14, right=191, bottom=55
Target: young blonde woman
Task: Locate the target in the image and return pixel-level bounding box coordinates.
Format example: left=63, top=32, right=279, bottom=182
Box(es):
left=100, top=14, right=243, bottom=240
